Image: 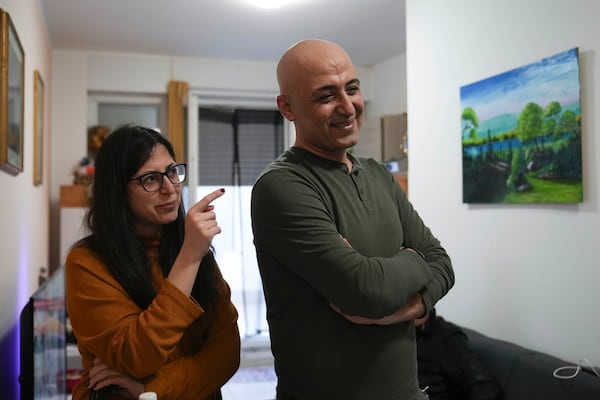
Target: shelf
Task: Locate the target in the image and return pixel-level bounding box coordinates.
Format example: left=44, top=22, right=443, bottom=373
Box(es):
left=60, top=185, right=89, bottom=208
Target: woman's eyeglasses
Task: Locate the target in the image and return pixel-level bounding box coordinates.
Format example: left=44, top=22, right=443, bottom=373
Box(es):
left=129, top=163, right=187, bottom=192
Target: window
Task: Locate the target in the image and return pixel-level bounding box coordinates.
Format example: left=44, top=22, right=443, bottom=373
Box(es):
left=97, top=103, right=162, bottom=133
left=88, top=93, right=167, bottom=133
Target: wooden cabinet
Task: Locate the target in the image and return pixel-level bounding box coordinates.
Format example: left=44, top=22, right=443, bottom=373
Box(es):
left=59, top=185, right=89, bottom=207
left=354, top=113, right=408, bottom=167
left=59, top=185, right=89, bottom=265
left=395, top=174, right=408, bottom=197
left=382, top=113, right=408, bottom=163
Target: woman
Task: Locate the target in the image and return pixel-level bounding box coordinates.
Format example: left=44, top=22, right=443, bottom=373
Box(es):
left=66, top=125, right=240, bottom=399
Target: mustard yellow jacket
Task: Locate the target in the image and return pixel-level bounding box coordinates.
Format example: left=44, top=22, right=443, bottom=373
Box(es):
left=66, top=244, right=240, bottom=400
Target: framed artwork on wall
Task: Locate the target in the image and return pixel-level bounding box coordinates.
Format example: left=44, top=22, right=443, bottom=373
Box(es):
left=0, top=8, right=25, bottom=175
left=33, top=70, right=44, bottom=185
left=460, top=47, right=582, bottom=204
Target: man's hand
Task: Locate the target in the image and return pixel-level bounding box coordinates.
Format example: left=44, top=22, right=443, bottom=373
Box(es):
left=330, top=293, right=425, bottom=326
left=332, top=238, right=426, bottom=325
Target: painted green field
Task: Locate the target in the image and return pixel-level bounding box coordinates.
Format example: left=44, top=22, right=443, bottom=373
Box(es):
left=503, top=176, right=582, bottom=203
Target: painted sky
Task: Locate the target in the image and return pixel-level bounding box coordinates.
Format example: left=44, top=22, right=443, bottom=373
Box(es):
left=460, top=48, right=581, bottom=123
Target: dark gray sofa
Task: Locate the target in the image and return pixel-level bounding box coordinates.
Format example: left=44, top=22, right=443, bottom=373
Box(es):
left=463, top=327, right=600, bottom=400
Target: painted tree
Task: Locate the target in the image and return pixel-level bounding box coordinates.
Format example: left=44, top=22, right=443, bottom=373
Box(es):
left=543, top=101, right=561, bottom=143
left=461, top=107, right=479, bottom=140
left=559, top=109, right=579, bottom=136
left=555, top=109, right=582, bottom=179
left=517, top=102, right=544, bottom=149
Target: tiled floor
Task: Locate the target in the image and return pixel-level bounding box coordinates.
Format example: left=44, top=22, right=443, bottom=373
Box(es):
left=221, top=366, right=277, bottom=400
left=221, top=333, right=277, bottom=400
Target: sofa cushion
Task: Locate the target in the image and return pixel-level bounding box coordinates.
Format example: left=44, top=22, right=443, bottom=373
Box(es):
left=463, top=327, right=600, bottom=400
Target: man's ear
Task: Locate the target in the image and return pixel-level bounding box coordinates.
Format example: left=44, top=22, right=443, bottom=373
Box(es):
left=277, top=95, right=295, bottom=121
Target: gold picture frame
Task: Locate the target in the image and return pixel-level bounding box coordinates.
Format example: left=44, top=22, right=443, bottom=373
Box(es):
left=0, top=9, right=25, bottom=175
left=33, top=70, right=44, bottom=185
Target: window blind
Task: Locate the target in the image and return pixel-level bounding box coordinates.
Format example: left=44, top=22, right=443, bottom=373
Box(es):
left=197, top=108, right=283, bottom=186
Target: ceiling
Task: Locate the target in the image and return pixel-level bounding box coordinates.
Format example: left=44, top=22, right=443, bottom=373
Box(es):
left=39, top=0, right=405, bottom=67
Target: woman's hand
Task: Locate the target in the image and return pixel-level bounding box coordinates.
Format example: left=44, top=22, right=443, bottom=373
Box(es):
left=168, top=188, right=225, bottom=296
left=88, top=358, right=144, bottom=399
left=180, top=188, right=225, bottom=264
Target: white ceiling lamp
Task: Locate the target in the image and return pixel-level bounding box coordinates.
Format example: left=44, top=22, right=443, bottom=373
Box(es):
left=245, top=0, right=299, bottom=10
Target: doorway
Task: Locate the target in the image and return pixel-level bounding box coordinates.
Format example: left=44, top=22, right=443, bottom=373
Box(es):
left=186, top=91, right=290, bottom=339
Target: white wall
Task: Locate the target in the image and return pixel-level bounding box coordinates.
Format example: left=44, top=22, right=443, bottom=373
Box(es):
left=0, top=0, right=52, bottom=395
left=368, top=53, right=407, bottom=119
left=406, top=0, right=600, bottom=365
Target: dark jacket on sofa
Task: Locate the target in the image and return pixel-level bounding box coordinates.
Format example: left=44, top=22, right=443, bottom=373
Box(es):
left=416, top=309, right=502, bottom=400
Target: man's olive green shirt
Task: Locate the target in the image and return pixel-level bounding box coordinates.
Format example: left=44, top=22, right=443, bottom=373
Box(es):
left=251, top=147, right=454, bottom=400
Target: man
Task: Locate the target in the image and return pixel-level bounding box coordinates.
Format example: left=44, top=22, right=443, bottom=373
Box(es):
left=251, top=39, right=454, bottom=400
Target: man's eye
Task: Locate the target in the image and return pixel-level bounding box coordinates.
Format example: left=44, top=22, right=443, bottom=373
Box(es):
left=319, top=94, right=334, bottom=102
left=347, top=86, right=360, bottom=95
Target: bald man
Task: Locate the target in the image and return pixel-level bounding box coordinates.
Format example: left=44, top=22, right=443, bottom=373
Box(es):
left=251, top=39, right=454, bottom=400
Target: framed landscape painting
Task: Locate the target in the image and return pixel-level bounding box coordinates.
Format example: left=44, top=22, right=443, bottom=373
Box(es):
left=460, top=48, right=582, bottom=204
left=0, top=9, right=25, bottom=175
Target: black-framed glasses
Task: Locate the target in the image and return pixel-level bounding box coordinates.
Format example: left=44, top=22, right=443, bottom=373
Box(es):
left=128, top=163, right=187, bottom=192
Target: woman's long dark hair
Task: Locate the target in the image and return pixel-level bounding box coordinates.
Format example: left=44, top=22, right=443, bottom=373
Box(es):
left=79, top=125, right=219, bottom=310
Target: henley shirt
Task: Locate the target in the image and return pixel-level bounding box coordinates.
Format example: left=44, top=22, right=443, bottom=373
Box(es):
left=251, top=146, right=454, bottom=400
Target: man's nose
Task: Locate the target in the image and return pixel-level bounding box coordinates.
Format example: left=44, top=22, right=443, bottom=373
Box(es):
left=337, top=92, right=356, bottom=115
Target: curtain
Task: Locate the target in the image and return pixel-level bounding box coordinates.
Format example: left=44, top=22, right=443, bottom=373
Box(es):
left=167, top=80, right=189, bottom=162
